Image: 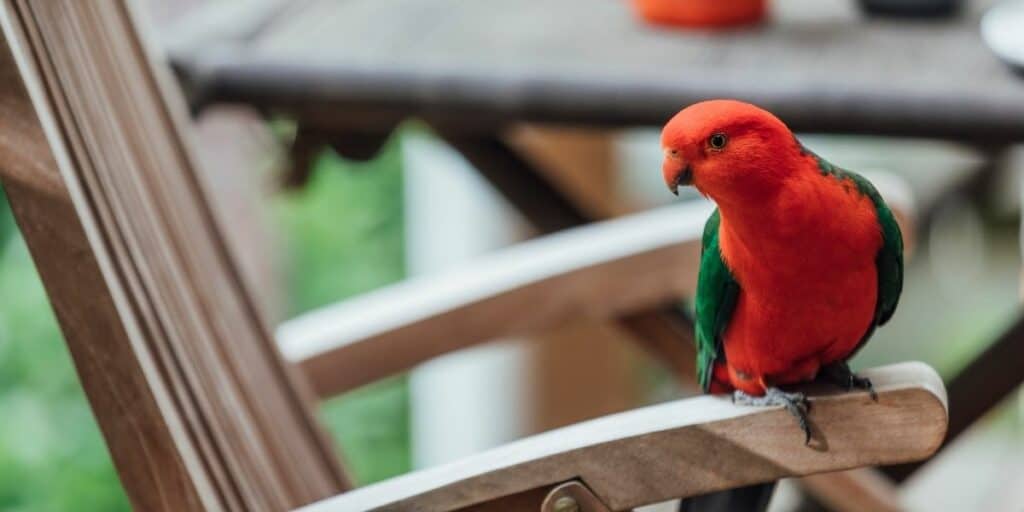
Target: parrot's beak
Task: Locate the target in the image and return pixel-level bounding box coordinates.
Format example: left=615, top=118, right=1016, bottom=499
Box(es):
left=663, top=155, right=693, bottom=196
left=670, top=166, right=693, bottom=195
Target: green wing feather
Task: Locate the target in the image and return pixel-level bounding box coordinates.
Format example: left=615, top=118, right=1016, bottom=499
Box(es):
left=695, top=209, right=740, bottom=392
left=808, top=149, right=905, bottom=351
left=0, top=185, right=14, bottom=253
left=850, top=173, right=903, bottom=327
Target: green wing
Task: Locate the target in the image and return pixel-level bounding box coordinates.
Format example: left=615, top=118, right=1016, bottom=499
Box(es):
left=0, top=185, right=13, bottom=253
left=694, top=209, right=740, bottom=392
left=845, top=171, right=904, bottom=329
left=809, top=150, right=904, bottom=347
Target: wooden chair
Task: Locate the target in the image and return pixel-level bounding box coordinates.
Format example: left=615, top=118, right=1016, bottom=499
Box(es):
left=0, top=2, right=948, bottom=511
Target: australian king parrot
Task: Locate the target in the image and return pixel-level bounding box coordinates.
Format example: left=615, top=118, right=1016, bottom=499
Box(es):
left=661, top=99, right=904, bottom=443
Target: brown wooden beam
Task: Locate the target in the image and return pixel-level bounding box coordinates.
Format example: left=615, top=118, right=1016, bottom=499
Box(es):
left=884, top=313, right=1024, bottom=482
left=433, top=131, right=699, bottom=381
left=435, top=131, right=591, bottom=233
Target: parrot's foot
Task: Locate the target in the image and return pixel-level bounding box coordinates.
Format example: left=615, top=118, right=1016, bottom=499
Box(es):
left=821, top=362, right=877, bottom=401
left=733, top=388, right=812, bottom=445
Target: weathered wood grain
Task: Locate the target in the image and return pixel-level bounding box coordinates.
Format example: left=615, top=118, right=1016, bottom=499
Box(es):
left=298, top=363, right=947, bottom=512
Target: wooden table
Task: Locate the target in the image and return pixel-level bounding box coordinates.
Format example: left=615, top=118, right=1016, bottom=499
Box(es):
left=172, top=0, right=1024, bottom=142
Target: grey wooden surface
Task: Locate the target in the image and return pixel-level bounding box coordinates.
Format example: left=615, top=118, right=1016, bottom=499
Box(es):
left=173, top=0, right=1024, bottom=141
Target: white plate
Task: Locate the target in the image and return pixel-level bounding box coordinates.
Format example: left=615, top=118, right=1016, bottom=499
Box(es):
left=981, top=0, right=1024, bottom=70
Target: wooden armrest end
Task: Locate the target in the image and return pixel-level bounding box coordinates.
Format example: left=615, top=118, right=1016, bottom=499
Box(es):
left=298, top=362, right=946, bottom=512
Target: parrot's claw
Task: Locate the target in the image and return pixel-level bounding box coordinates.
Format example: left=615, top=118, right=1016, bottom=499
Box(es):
left=733, top=388, right=812, bottom=445
left=822, top=362, right=877, bottom=401
left=850, top=375, right=877, bottom=401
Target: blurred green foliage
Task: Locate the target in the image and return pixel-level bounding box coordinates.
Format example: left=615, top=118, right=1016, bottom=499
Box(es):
left=275, top=142, right=406, bottom=318
left=273, top=139, right=410, bottom=485
left=0, top=136, right=410, bottom=509
left=0, top=189, right=13, bottom=252
left=0, top=185, right=131, bottom=511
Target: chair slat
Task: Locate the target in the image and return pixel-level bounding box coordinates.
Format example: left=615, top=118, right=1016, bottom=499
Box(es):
left=0, top=2, right=346, bottom=510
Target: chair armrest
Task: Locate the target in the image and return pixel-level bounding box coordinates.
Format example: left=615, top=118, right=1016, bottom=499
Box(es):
left=295, top=362, right=947, bottom=512
left=278, top=201, right=711, bottom=396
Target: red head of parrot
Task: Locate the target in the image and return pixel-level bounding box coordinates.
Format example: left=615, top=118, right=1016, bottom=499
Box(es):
left=660, top=99, right=798, bottom=206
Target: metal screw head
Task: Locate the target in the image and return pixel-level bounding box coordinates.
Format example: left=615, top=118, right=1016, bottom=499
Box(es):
left=552, top=496, right=579, bottom=512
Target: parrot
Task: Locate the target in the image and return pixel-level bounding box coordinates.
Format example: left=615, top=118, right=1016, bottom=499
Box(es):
left=661, top=99, right=904, bottom=443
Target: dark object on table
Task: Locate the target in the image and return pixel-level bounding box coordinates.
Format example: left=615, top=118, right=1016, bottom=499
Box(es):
left=859, top=0, right=962, bottom=17
left=982, top=0, right=1024, bottom=75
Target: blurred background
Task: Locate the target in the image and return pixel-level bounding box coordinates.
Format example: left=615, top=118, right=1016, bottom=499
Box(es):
left=2, top=0, right=1024, bottom=510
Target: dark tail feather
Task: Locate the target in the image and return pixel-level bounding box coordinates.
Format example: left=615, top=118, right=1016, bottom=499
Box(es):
left=678, top=482, right=777, bottom=512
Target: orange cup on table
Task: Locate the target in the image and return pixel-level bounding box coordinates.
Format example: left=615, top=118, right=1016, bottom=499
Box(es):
left=633, top=0, right=767, bottom=28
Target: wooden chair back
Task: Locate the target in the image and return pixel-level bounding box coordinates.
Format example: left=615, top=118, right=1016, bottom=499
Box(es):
left=0, top=2, right=347, bottom=510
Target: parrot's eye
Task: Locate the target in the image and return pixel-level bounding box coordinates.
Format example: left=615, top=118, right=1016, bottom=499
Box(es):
left=709, top=133, right=728, bottom=150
